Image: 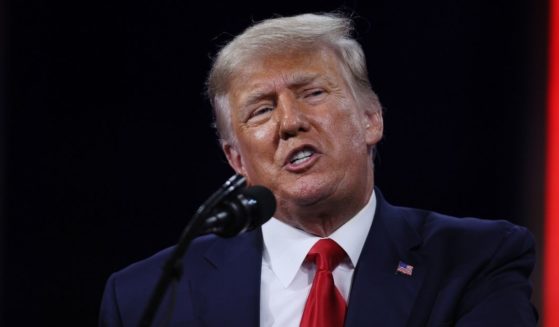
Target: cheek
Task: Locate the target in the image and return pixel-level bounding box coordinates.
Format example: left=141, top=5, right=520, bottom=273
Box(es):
left=252, top=126, right=272, bottom=141
left=320, top=105, right=366, bottom=146
left=337, top=127, right=369, bottom=161
left=237, top=124, right=277, bottom=166
left=240, top=117, right=278, bottom=142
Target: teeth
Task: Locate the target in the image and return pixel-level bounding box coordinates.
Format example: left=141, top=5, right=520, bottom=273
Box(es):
left=290, top=149, right=314, bottom=164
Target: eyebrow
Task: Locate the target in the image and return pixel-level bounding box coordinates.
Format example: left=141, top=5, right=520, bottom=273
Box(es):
left=287, top=73, right=321, bottom=88
left=241, top=73, right=324, bottom=108
left=242, top=90, right=273, bottom=109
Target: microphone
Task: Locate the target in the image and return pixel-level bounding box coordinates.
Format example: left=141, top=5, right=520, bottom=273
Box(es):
left=201, top=185, right=276, bottom=237
left=139, top=175, right=275, bottom=327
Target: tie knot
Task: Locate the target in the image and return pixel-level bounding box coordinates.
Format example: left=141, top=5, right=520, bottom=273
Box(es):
left=306, top=239, right=347, bottom=272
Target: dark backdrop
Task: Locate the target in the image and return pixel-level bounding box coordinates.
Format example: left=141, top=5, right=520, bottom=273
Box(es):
left=3, top=0, right=548, bottom=325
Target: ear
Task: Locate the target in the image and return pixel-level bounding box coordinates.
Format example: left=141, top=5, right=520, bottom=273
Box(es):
left=364, top=109, right=384, bottom=146
left=222, top=142, right=247, bottom=176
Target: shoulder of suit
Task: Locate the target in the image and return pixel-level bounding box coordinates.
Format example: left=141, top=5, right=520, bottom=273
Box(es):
left=395, top=205, right=534, bottom=263
left=375, top=190, right=532, bottom=246
left=111, top=234, right=222, bottom=282
left=419, top=209, right=531, bottom=242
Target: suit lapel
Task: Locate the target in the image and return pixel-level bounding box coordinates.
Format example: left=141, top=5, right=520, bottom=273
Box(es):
left=345, top=190, right=427, bottom=327
left=190, top=229, right=263, bottom=327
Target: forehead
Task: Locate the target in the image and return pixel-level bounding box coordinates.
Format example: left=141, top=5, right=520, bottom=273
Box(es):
left=227, top=47, right=346, bottom=105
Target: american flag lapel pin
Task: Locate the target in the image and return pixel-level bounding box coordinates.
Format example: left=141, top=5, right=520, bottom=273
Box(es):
left=395, top=261, right=414, bottom=276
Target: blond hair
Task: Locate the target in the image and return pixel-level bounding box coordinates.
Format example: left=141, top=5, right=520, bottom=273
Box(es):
left=206, top=13, right=380, bottom=143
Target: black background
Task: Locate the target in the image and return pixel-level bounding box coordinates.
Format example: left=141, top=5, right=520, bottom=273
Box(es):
left=2, top=0, right=549, bottom=325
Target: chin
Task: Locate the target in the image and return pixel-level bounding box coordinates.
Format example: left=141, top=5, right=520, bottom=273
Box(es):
left=281, top=177, right=336, bottom=207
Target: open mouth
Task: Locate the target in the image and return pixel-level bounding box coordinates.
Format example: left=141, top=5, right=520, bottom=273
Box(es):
left=289, top=148, right=315, bottom=165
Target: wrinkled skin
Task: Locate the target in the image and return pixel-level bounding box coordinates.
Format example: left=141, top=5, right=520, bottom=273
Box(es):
left=222, top=46, right=383, bottom=236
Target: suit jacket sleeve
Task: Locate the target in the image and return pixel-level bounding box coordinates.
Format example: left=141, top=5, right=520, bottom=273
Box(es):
left=454, top=224, right=537, bottom=326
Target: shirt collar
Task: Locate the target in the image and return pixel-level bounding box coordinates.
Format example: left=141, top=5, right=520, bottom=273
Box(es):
left=261, top=189, right=377, bottom=288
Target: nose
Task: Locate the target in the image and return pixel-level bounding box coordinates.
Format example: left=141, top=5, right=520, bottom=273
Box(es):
left=277, top=94, right=310, bottom=140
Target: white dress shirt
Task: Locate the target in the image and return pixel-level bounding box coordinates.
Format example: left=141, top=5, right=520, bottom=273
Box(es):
left=260, top=190, right=377, bottom=327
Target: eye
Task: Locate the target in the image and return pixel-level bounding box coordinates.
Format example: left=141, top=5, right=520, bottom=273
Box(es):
left=307, top=89, right=325, bottom=97
left=252, top=106, right=273, bottom=117
left=303, top=88, right=327, bottom=103
left=247, top=105, right=274, bottom=123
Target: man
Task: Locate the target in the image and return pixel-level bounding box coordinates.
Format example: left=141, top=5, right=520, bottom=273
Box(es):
left=100, top=13, right=537, bottom=326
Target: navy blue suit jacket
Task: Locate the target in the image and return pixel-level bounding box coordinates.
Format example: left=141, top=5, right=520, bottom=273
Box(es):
left=100, top=191, right=537, bottom=326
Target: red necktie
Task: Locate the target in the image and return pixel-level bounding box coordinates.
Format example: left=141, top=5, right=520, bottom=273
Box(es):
left=300, top=238, right=348, bottom=327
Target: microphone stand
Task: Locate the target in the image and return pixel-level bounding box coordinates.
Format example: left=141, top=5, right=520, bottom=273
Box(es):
left=138, top=175, right=246, bottom=327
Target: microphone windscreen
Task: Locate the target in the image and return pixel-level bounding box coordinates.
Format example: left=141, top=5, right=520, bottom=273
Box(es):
left=241, top=185, right=276, bottom=225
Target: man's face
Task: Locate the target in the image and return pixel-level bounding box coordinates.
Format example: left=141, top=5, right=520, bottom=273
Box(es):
left=222, top=47, right=383, bottom=219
